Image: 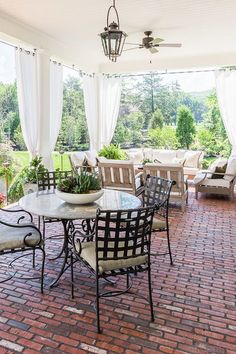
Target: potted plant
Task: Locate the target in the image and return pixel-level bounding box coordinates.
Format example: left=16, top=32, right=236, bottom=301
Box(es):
left=8, top=156, right=47, bottom=201
left=98, top=144, right=127, bottom=160
left=56, top=170, right=103, bottom=204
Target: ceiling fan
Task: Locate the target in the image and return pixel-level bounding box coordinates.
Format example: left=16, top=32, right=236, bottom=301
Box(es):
left=124, top=31, right=182, bottom=54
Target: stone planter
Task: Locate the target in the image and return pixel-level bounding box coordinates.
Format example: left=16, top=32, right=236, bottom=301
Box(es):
left=23, top=183, right=38, bottom=195
left=55, top=188, right=104, bottom=205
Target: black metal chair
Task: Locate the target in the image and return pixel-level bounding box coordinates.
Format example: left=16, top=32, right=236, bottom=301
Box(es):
left=71, top=205, right=156, bottom=333
left=37, top=170, right=73, bottom=240
left=142, top=176, right=175, bottom=265
left=0, top=208, right=45, bottom=293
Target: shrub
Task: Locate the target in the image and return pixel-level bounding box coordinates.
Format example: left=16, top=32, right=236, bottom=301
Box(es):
left=148, top=126, right=179, bottom=149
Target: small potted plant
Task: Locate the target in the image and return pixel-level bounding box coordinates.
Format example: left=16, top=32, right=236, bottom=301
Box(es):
left=22, top=156, right=48, bottom=195
left=56, top=170, right=103, bottom=204
left=98, top=144, right=127, bottom=160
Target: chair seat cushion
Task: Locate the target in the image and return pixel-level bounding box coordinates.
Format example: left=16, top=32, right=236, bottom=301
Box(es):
left=199, top=178, right=230, bottom=188
left=0, top=223, right=41, bottom=251
left=152, top=218, right=166, bottom=230
left=76, top=241, right=148, bottom=274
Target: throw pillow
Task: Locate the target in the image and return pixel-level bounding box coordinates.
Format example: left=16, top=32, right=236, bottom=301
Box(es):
left=212, top=163, right=227, bottom=179
left=207, top=157, right=227, bottom=178
left=70, top=152, right=86, bottom=167
left=85, top=150, right=98, bottom=167
left=184, top=151, right=201, bottom=168
left=173, top=157, right=185, bottom=165
left=224, top=158, right=236, bottom=181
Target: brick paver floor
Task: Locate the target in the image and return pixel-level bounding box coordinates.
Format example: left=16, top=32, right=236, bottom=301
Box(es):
left=0, top=189, right=236, bottom=353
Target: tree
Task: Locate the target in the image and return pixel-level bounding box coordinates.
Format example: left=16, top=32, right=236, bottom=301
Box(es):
left=149, top=109, right=164, bottom=129
left=148, top=126, right=178, bottom=149
left=176, top=105, right=196, bottom=149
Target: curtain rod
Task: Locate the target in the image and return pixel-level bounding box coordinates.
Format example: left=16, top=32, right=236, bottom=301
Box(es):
left=119, top=68, right=219, bottom=78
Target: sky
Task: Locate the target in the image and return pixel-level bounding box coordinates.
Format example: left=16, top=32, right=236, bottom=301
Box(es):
left=0, top=41, right=215, bottom=92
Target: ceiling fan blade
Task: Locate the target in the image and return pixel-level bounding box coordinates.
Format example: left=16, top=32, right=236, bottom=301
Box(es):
left=123, top=47, right=141, bottom=52
left=149, top=47, right=159, bottom=54
left=151, top=37, right=164, bottom=45
left=158, top=43, right=182, bottom=47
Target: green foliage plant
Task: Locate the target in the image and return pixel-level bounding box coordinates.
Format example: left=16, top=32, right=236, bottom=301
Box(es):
left=57, top=170, right=101, bottom=194
left=176, top=105, right=196, bottom=149
left=148, top=126, right=179, bottom=149
left=98, top=144, right=127, bottom=160
left=8, top=156, right=47, bottom=202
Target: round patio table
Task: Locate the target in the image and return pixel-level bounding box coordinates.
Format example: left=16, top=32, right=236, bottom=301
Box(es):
left=19, top=189, right=142, bottom=287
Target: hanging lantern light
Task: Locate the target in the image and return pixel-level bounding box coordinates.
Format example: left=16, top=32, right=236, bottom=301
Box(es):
left=99, top=0, right=127, bottom=62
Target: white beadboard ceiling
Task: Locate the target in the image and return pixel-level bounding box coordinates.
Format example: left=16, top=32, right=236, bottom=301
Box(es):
left=0, top=0, right=236, bottom=72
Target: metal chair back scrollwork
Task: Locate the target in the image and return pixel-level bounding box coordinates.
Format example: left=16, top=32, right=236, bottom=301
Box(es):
left=71, top=205, right=156, bottom=333
left=0, top=208, right=45, bottom=292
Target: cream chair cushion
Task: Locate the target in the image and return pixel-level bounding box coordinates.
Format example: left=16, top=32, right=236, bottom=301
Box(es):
left=152, top=218, right=166, bottom=230
left=0, top=224, right=41, bottom=251
left=224, top=158, right=236, bottom=181
left=76, top=241, right=147, bottom=273
left=199, top=178, right=230, bottom=188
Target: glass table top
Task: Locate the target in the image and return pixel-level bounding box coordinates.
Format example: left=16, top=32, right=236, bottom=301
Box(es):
left=19, top=189, right=142, bottom=220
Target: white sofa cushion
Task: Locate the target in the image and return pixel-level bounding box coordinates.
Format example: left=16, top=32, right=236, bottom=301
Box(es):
left=176, top=150, right=187, bottom=158
left=224, top=157, right=236, bottom=181
left=126, top=150, right=143, bottom=164
left=70, top=152, right=86, bottom=167
left=184, top=151, right=202, bottom=168
left=85, top=150, right=98, bottom=167
left=143, top=148, right=153, bottom=161
left=152, top=149, right=177, bottom=164
left=173, top=157, right=185, bottom=165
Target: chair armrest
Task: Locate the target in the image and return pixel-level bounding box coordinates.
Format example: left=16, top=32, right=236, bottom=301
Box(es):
left=135, top=171, right=144, bottom=179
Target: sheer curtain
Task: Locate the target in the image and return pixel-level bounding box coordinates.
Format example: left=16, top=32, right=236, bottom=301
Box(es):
left=82, top=74, right=100, bottom=150
left=99, top=75, right=122, bottom=147
left=83, top=74, right=122, bottom=151
left=15, top=48, right=40, bottom=157
left=215, top=69, right=236, bottom=155
left=49, top=61, right=63, bottom=168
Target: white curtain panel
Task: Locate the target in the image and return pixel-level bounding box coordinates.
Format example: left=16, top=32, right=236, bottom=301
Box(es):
left=15, top=48, right=40, bottom=157
left=99, top=75, right=122, bottom=148
left=82, top=74, right=121, bottom=151
left=82, top=75, right=100, bottom=150
left=49, top=61, right=63, bottom=165
left=215, top=70, right=236, bottom=155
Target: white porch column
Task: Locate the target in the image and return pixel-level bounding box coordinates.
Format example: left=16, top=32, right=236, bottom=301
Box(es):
left=37, top=51, right=52, bottom=169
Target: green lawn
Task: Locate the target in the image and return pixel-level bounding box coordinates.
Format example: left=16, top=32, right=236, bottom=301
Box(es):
left=11, top=151, right=71, bottom=171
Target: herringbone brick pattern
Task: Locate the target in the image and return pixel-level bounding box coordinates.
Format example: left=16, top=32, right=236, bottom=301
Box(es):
left=0, top=190, right=236, bottom=353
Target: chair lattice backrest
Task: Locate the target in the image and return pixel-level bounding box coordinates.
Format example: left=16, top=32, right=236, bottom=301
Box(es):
left=98, top=161, right=136, bottom=192
left=37, top=170, right=73, bottom=191
left=143, top=175, right=174, bottom=218
left=95, top=206, right=155, bottom=267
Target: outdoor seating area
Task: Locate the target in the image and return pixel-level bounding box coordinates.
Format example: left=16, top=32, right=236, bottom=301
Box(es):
left=0, top=188, right=236, bottom=353
left=1, top=0, right=236, bottom=352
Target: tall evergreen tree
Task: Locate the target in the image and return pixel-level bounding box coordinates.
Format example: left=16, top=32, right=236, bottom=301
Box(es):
left=176, top=105, right=196, bottom=149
